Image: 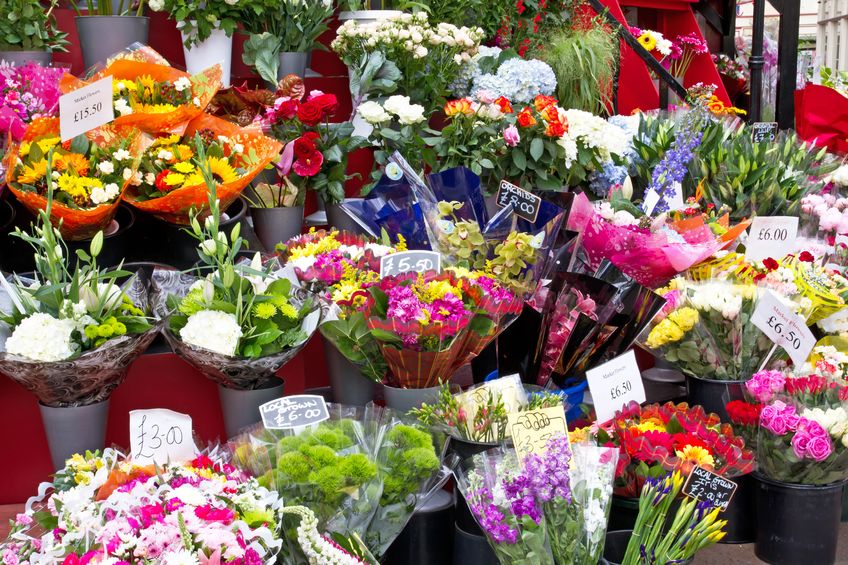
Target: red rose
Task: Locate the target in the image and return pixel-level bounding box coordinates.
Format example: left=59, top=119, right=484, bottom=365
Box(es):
left=762, top=257, right=779, bottom=270
left=799, top=251, right=814, bottom=262
left=310, top=93, right=338, bottom=116
left=154, top=169, right=172, bottom=192
left=297, top=101, right=323, bottom=126
left=544, top=119, right=566, bottom=137
left=302, top=131, right=321, bottom=143
left=275, top=98, right=299, bottom=120
left=294, top=136, right=317, bottom=159
left=516, top=107, right=536, bottom=128
left=293, top=150, right=323, bottom=177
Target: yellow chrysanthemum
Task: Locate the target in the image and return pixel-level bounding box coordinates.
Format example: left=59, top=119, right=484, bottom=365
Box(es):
left=253, top=302, right=277, bottom=319
left=153, top=134, right=181, bottom=147
left=18, top=141, right=31, bottom=157
left=675, top=445, right=715, bottom=468
left=288, top=237, right=341, bottom=260
left=279, top=303, right=299, bottom=319
left=57, top=173, right=87, bottom=197
left=638, top=33, right=657, bottom=52
left=140, top=103, right=178, bottom=114
left=164, top=173, right=186, bottom=187
left=16, top=159, right=48, bottom=184
left=634, top=421, right=665, bottom=433
left=207, top=156, right=238, bottom=184
left=173, top=161, right=195, bottom=174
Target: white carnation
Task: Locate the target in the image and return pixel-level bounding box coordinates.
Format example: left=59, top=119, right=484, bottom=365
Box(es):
left=357, top=101, right=391, bottom=124
left=114, top=98, right=132, bottom=116
left=113, top=149, right=131, bottom=161
left=6, top=313, right=77, bottom=361
left=180, top=310, right=242, bottom=356
left=97, top=161, right=114, bottom=175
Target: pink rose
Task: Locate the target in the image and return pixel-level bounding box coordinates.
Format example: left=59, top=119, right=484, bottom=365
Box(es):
left=503, top=125, right=520, bottom=147
left=476, top=90, right=496, bottom=104
left=807, top=436, right=833, bottom=461
left=760, top=400, right=799, bottom=435
left=791, top=428, right=811, bottom=459
left=746, top=370, right=786, bottom=403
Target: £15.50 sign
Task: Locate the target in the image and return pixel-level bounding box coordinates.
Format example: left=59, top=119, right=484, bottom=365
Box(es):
left=59, top=76, right=115, bottom=141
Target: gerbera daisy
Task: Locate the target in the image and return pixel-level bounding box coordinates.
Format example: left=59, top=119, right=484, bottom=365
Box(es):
left=164, top=172, right=186, bottom=187
left=17, top=160, right=48, bottom=184
left=173, top=161, right=195, bottom=174
left=207, top=156, right=238, bottom=184
left=638, top=33, right=657, bottom=52
left=675, top=445, right=715, bottom=468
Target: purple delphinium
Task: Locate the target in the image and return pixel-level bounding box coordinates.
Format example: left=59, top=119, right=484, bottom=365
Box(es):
left=645, top=110, right=705, bottom=214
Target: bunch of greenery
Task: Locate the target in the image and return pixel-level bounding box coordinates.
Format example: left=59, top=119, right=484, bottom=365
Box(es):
left=422, top=0, right=510, bottom=41
left=71, top=0, right=146, bottom=16
left=0, top=0, right=68, bottom=52
left=152, top=0, right=241, bottom=48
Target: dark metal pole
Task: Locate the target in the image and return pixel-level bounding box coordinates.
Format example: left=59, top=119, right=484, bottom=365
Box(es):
left=774, top=0, right=799, bottom=129
left=749, top=0, right=766, bottom=121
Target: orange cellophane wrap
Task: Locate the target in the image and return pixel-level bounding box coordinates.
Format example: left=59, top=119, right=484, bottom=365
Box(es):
left=122, top=114, right=283, bottom=224
left=59, top=57, right=223, bottom=136
left=670, top=213, right=751, bottom=250
left=4, top=117, right=145, bottom=241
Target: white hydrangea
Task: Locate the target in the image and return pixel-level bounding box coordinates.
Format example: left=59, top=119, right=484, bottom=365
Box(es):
left=559, top=108, right=629, bottom=161
left=6, top=313, right=77, bottom=361
left=180, top=310, right=242, bottom=356
left=357, top=101, right=391, bottom=124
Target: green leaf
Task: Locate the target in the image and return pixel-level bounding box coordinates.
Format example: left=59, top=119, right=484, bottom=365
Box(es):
left=529, top=138, right=544, bottom=161
left=512, top=150, right=526, bottom=171
left=242, top=33, right=281, bottom=85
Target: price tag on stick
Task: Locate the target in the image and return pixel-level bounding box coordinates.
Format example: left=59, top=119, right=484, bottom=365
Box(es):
left=59, top=75, right=115, bottom=141
left=507, top=405, right=568, bottom=462
left=496, top=180, right=542, bottom=223
left=751, top=290, right=815, bottom=366
left=380, top=250, right=441, bottom=278
left=260, top=395, right=330, bottom=430
left=682, top=466, right=738, bottom=511
left=586, top=350, right=646, bottom=423
left=130, top=409, right=197, bottom=465
left=744, top=216, right=798, bottom=263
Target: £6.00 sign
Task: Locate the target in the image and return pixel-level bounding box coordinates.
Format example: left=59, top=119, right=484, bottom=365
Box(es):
left=751, top=290, right=815, bottom=366
left=259, top=395, right=330, bottom=430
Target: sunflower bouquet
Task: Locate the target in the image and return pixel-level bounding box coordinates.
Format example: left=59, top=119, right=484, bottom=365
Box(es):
left=122, top=113, right=281, bottom=224
left=4, top=116, right=143, bottom=240
left=59, top=45, right=222, bottom=135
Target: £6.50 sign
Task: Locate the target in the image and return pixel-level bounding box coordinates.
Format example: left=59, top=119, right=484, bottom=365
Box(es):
left=751, top=290, right=815, bottom=366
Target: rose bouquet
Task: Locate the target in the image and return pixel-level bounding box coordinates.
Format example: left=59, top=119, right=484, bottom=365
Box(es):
left=123, top=113, right=281, bottom=224
left=262, top=88, right=365, bottom=205
left=1, top=449, right=285, bottom=563
left=591, top=401, right=756, bottom=497
left=4, top=117, right=144, bottom=239
left=455, top=448, right=555, bottom=564
left=59, top=45, right=222, bottom=135
left=0, top=61, right=66, bottom=142
left=159, top=181, right=320, bottom=392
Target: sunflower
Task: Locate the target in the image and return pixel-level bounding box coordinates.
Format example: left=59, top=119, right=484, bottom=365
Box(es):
left=54, top=152, right=90, bottom=175
left=173, top=161, right=195, bottom=174
left=207, top=156, right=238, bottom=184
left=17, top=159, right=48, bottom=184
left=637, top=33, right=657, bottom=52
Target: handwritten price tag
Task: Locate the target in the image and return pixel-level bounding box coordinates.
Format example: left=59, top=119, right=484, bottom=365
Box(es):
left=586, top=350, right=646, bottom=423
left=130, top=409, right=197, bottom=465
left=751, top=290, right=815, bottom=366
left=496, top=180, right=541, bottom=223
left=682, top=466, right=738, bottom=511
left=59, top=75, right=114, bottom=141
left=259, top=395, right=330, bottom=430
left=507, top=405, right=568, bottom=462
left=380, top=250, right=441, bottom=278
left=751, top=122, right=779, bottom=143
left=744, top=216, right=798, bottom=263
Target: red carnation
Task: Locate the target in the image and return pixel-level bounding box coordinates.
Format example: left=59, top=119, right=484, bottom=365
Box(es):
left=297, top=101, right=323, bottom=126
left=310, top=93, right=339, bottom=116
left=799, top=251, right=814, bottom=262
left=293, top=150, right=323, bottom=177
left=293, top=136, right=317, bottom=159
left=275, top=98, right=299, bottom=121
left=154, top=169, right=172, bottom=192
left=762, top=257, right=779, bottom=270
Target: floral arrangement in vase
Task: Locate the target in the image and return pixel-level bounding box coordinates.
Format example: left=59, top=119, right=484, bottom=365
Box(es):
left=630, top=26, right=673, bottom=67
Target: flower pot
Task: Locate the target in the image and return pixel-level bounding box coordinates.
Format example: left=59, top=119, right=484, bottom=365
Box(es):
left=250, top=206, right=304, bottom=252
left=277, top=51, right=308, bottom=81
left=446, top=436, right=501, bottom=462
left=382, top=384, right=440, bottom=413
left=324, top=339, right=377, bottom=406
left=602, top=530, right=693, bottom=565
left=753, top=472, right=847, bottom=564
left=39, top=399, right=109, bottom=471
left=721, top=472, right=756, bottom=544
left=383, top=489, right=454, bottom=564
left=609, top=494, right=682, bottom=532
left=451, top=522, right=498, bottom=565
left=0, top=50, right=52, bottom=66
left=75, top=16, right=150, bottom=71
left=325, top=198, right=367, bottom=234
left=217, top=378, right=284, bottom=439
left=338, top=10, right=403, bottom=24
left=685, top=374, right=747, bottom=422
left=181, top=25, right=233, bottom=87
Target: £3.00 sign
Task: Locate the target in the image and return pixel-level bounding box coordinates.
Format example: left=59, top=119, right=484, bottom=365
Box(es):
left=130, top=409, right=197, bottom=465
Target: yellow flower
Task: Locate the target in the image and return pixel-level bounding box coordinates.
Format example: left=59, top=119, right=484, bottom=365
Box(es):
left=16, top=159, right=48, bottom=184
left=138, top=74, right=155, bottom=90
left=164, top=173, right=186, bottom=187
left=207, top=156, right=238, bottom=184
left=396, top=234, right=407, bottom=251
left=36, top=137, right=61, bottom=152
left=182, top=172, right=205, bottom=187
left=18, top=141, right=31, bottom=157
left=153, top=134, right=181, bottom=147
left=638, top=33, right=657, bottom=52
left=74, top=472, right=92, bottom=486
left=675, top=445, right=715, bottom=468
left=173, top=161, right=195, bottom=174
left=54, top=152, right=90, bottom=175
left=57, top=173, right=89, bottom=199
left=140, top=103, right=178, bottom=114
left=253, top=302, right=276, bottom=319
left=173, top=144, right=194, bottom=160
left=668, top=307, right=699, bottom=332
left=635, top=421, right=665, bottom=433
left=278, top=302, right=298, bottom=319
left=569, top=426, right=591, bottom=444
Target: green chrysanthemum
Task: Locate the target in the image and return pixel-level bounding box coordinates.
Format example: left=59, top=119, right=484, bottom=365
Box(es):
left=253, top=302, right=276, bottom=319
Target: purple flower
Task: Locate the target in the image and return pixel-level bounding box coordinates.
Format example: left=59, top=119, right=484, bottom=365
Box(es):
left=645, top=110, right=705, bottom=214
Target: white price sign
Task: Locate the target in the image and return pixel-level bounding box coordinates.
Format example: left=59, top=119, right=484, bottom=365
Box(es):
left=59, top=76, right=115, bottom=141
left=260, top=395, right=330, bottom=430
left=751, top=290, right=815, bottom=366
left=130, top=409, right=197, bottom=465
left=744, top=216, right=798, bottom=263
left=586, top=350, right=646, bottom=423
left=642, top=189, right=660, bottom=216
left=380, top=250, right=441, bottom=278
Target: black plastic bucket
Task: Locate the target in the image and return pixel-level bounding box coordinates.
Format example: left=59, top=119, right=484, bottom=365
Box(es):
left=721, top=472, right=755, bottom=543
left=452, top=522, right=498, bottom=564
left=686, top=374, right=747, bottom=422
left=754, top=472, right=846, bottom=564
left=383, top=489, right=454, bottom=564
left=609, top=495, right=682, bottom=532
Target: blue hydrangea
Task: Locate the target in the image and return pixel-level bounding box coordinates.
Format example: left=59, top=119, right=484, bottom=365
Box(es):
left=449, top=46, right=503, bottom=97
left=470, top=58, right=557, bottom=103
left=588, top=162, right=629, bottom=197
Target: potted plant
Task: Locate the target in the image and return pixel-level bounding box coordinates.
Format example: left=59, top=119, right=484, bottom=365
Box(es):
left=337, top=0, right=403, bottom=25
left=149, top=0, right=240, bottom=87
left=241, top=0, right=334, bottom=86
left=245, top=168, right=305, bottom=251
left=0, top=0, right=68, bottom=65
left=72, top=0, right=149, bottom=70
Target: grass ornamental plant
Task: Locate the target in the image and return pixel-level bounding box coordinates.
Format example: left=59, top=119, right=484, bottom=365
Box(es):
left=0, top=0, right=68, bottom=53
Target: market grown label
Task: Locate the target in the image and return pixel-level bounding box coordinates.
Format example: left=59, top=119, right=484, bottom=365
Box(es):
left=682, top=465, right=738, bottom=511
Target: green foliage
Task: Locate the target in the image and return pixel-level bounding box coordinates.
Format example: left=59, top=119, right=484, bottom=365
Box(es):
left=0, top=0, right=67, bottom=52
left=71, top=0, right=146, bottom=16
left=155, top=0, right=240, bottom=47
left=536, top=26, right=618, bottom=116
left=420, top=0, right=509, bottom=40
left=242, top=33, right=282, bottom=85
left=319, top=312, right=387, bottom=382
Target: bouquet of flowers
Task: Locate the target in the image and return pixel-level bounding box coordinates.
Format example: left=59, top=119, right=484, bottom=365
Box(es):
left=622, top=472, right=728, bottom=564
left=0, top=191, right=156, bottom=408
left=123, top=113, right=282, bottom=224
left=591, top=401, right=756, bottom=497
left=0, top=61, right=65, bottom=142
left=455, top=448, right=555, bottom=564
left=630, top=26, right=673, bottom=69
left=261, top=88, right=365, bottom=205
left=1, top=449, right=285, bottom=563
left=59, top=45, right=222, bottom=135
left=4, top=116, right=144, bottom=239
left=666, top=33, right=708, bottom=78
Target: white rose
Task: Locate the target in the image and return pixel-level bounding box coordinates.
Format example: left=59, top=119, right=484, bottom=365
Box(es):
left=383, top=95, right=412, bottom=116
left=157, top=150, right=173, bottom=161
left=123, top=167, right=133, bottom=181
left=113, top=149, right=131, bottom=161
left=6, top=313, right=77, bottom=361
left=97, top=161, right=115, bottom=175
left=104, top=183, right=120, bottom=199
left=413, top=46, right=428, bottom=58
left=396, top=103, right=425, bottom=125
left=180, top=310, right=242, bottom=356
left=357, top=101, right=391, bottom=124
left=148, top=0, right=164, bottom=10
